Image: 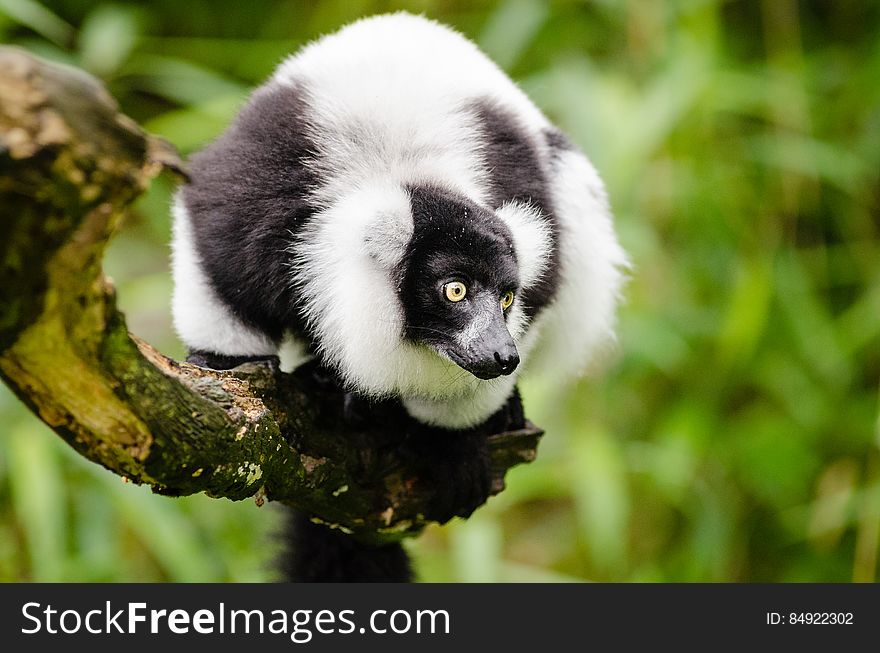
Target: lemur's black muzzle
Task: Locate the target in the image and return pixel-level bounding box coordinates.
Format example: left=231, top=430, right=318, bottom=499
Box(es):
left=448, top=299, right=520, bottom=380
left=466, top=341, right=520, bottom=379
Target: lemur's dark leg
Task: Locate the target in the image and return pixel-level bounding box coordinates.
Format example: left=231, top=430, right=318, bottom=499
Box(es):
left=282, top=510, right=412, bottom=582
left=413, top=430, right=492, bottom=524
left=406, top=386, right=526, bottom=524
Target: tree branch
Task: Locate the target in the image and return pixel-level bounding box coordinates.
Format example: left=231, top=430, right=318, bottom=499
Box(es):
left=0, top=47, right=542, bottom=545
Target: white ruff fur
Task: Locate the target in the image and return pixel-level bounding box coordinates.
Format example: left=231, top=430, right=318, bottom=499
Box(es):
left=172, top=13, right=627, bottom=428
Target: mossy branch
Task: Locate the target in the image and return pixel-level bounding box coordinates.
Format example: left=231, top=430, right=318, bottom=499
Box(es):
left=0, top=47, right=542, bottom=544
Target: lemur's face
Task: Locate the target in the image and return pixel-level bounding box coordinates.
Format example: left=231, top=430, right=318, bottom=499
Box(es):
left=401, top=187, right=521, bottom=380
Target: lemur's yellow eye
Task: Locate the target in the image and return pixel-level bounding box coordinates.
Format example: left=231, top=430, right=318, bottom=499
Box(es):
left=501, top=291, right=515, bottom=310
left=444, top=281, right=467, bottom=302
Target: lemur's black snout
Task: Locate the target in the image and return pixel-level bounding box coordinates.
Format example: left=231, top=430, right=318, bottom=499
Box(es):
left=494, top=348, right=520, bottom=375
left=465, top=339, right=519, bottom=380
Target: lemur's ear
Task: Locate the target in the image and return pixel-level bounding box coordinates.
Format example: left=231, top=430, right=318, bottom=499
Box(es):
left=363, top=206, right=413, bottom=270
left=495, top=200, right=552, bottom=289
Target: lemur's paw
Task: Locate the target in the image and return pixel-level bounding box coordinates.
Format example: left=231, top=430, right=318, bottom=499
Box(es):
left=412, top=433, right=493, bottom=525
left=186, top=350, right=279, bottom=371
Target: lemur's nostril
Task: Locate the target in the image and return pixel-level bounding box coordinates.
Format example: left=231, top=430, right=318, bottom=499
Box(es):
left=494, top=350, right=520, bottom=373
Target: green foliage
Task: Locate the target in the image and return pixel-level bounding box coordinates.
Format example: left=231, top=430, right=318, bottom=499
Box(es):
left=1, top=0, right=878, bottom=582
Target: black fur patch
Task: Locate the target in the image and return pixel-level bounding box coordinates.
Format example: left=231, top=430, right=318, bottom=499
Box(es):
left=182, top=82, right=319, bottom=346
left=468, top=99, right=561, bottom=319
left=399, top=185, right=519, bottom=351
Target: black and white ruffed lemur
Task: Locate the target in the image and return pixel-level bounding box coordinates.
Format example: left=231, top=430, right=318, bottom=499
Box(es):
left=171, top=12, right=628, bottom=582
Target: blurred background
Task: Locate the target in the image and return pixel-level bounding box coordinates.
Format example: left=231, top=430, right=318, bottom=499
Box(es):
left=1, top=0, right=879, bottom=582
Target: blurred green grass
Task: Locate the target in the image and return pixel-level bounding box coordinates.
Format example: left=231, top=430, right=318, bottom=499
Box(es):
left=1, top=0, right=878, bottom=582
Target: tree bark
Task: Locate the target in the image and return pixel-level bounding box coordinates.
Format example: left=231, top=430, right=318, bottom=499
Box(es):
left=0, top=47, right=542, bottom=545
